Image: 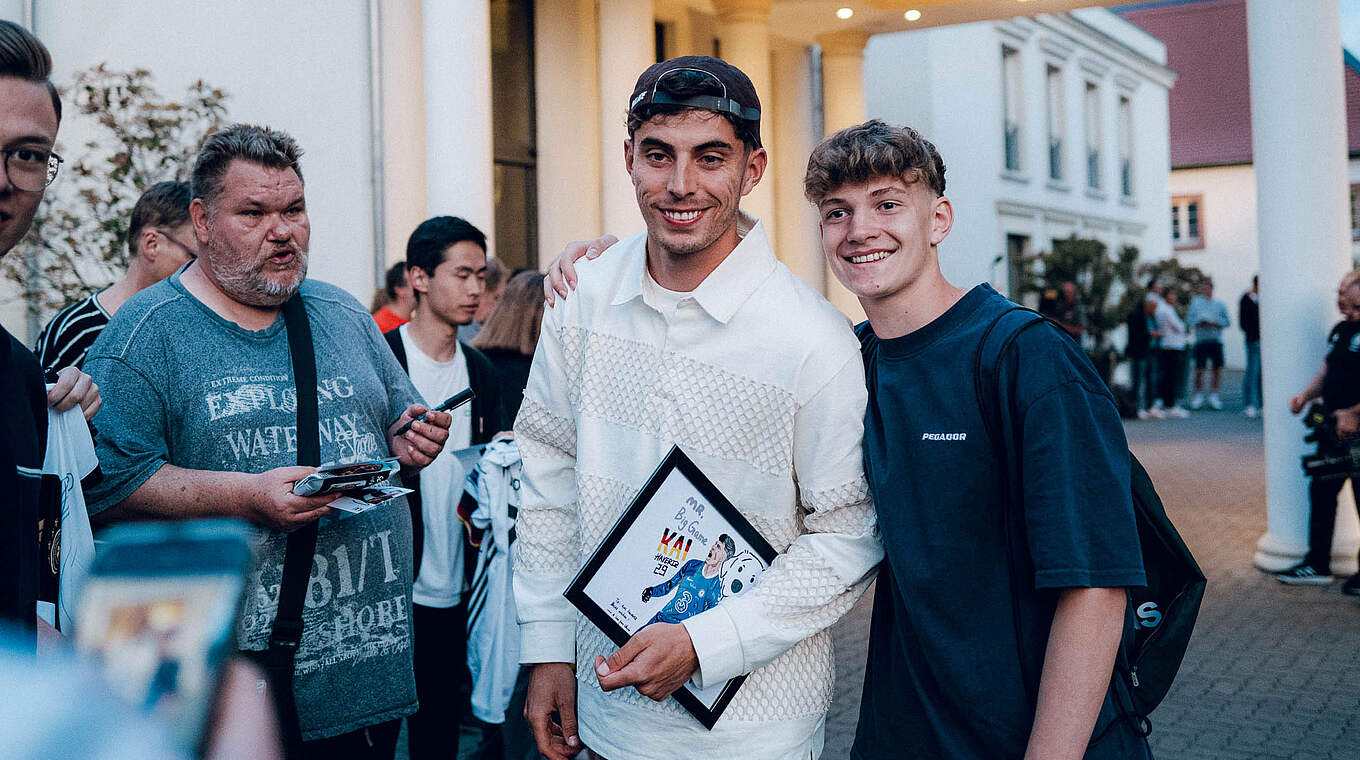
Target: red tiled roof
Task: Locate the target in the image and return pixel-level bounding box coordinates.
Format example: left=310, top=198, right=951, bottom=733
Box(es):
left=1118, top=0, right=1360, bottom=168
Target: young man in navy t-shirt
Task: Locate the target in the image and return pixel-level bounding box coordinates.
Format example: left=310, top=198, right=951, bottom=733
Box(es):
left=543, top=118, right=1150, bottom=757
left=804, top=120, right=1150, bottom=759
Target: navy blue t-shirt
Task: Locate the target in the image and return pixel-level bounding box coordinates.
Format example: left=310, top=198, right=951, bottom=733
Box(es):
left=851, top=285, right=1149, bottom=760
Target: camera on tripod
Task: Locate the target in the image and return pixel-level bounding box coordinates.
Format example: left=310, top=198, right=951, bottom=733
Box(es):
left=1301, top=403, right=1360, bottom=480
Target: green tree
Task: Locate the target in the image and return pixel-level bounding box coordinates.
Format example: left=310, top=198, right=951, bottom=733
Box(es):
left=3, top=64, right=229, bottom=315
left=1014, top=236, right=1139, bottom=371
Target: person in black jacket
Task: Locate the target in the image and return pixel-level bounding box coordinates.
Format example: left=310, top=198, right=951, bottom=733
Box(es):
left=1126, top=294, right=1158, bottom=420
left=1240, top=275, right=1261, bottom=417
left=384, top=216, right=507, bottom=760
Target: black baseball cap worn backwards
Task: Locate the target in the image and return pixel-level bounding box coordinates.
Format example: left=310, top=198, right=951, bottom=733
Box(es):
left=629, top=55, right=762, bottom=147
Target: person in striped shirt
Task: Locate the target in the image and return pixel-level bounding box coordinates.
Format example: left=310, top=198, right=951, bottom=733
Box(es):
left=34, top=180, right=194, bottom=373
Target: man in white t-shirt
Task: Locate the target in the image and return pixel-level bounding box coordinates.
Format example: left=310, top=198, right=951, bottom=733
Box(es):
left=382, top=215, right=507, bottom=760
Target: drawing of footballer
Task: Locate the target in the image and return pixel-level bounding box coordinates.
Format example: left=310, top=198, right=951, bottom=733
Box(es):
left=638, top=533, right=765, bottom=630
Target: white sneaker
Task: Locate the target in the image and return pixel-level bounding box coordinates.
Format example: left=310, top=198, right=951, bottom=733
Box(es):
left=1137, top=409, right=1151, bottom=420
left=1151, top=399, right=1165, bottom=412
left=1209, top=393, right=1223, bottom=410
left=1168, top=406, right=1190, bottom=418
left=1147, top=407, right=1167, bottom=419
left=1244, top=405, right=1259, bottom=418
left=1190, top=392, right=1205, bottom=410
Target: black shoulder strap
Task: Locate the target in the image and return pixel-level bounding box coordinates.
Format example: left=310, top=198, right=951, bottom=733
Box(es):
left=971, top=304, right=1060, bottom=703
left=268, top=294, right=321, bottom=752
left=383, top=327, right=409, bottom=372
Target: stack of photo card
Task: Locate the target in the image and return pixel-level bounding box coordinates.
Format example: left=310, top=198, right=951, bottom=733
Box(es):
left=565, top=446, right=777, bottom=729
left=290, top=458, right=411, bottom=515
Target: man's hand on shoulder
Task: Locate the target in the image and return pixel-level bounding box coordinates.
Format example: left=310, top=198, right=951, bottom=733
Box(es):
left=594, top=622, right=698, bottom=701
left=543, top=234, right=619, bottom=306
left=47, top=366, right=101, bottom=420
left=388, top=403, right=451, bottom=470
left=525, top=662, right=581, bottom=760
left=243, top=465, right=337, bottom=532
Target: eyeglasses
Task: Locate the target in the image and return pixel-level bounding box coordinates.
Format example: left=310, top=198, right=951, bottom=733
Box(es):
left=631, top=67, right=761, bottom=123
left=1, top=147, right=63, bottom=192
left=154, top=228, right=197, bottom=260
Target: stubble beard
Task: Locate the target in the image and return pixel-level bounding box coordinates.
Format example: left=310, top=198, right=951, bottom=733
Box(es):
left=202, top=240, right=309, bottom=307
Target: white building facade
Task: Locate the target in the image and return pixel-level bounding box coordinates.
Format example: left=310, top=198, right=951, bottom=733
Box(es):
left=864, top=10, right=1174, bottom=301
left=0, top=0, right=1166, bottom=340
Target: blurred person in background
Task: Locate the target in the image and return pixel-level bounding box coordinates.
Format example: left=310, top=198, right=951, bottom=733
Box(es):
left=372, top=262, right=415, bottom=333
left=1239, top=275, right=1261, bottom=418
left=35, top=180, right=195, bottom=373
left=1186, top=278, right=1230, bottom=411
left=472, top=270, right=545, bottom=421
left=459, top=256, right=504, bottom=342
left=1154, top=287, right=1189, bottom=418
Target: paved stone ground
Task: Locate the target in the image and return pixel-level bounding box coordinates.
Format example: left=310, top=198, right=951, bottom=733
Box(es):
left=822, top=373, right=1360, bottom=759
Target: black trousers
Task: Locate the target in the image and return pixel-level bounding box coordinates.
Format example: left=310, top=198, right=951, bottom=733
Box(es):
left=408, top=601, right=470, bottom=760
left=1305, top=472, right=1360, bottom=573
left=1157, top=348, right=1185, bottom=408
left=299, top=719, right=401, bottom=760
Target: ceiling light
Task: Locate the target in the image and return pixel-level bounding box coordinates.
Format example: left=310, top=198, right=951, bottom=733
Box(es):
left=837, top=7, right=853, bottom=20
left=905, top=9, right=921, bottom=21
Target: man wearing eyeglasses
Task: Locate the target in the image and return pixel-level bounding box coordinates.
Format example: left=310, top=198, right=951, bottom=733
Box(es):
left=514, top=56, right=880, bottom=760
left=0, top=20, right=101, bottom=652
left=35, top=181, right=195, bottom=374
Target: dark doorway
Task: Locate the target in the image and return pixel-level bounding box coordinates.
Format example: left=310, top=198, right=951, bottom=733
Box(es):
left=491, top=0, right=538, bottom=270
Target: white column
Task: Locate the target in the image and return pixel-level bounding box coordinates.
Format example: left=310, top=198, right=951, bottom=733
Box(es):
left=422, top=0, right=495, bottom=251
left=382, top=0, right=427, bottom=265
left=713, top=0, right=775, bottom=231
left=535, top=0, right=602, bottom=266
left=599, top=0, right=654, bottom=235
left=772, top=39, right=824, bottom=292
left=818, top=31, right=870, bottom=322
left=1247, top=0, right=1356, bottom=572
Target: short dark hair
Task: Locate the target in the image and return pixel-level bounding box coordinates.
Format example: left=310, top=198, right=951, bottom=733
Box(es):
left=127, top=181, right=191, bottom=256
left=0, top=20, right=61, bottom=122
left=717, top=534, right=735, bottom=556
left=384, top=262, right=407, bottom=300
left=803, top=119, right=946, bottom=205
left=405, top=216, right=488, bottom=294
left=626, top=68, right=760, bottom=152
left=192, top=124, right=304, bottom=210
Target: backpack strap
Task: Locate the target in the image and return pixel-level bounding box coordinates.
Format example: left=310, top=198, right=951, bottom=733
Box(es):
left=971, top=305, right=1051, bottom=700
left=265, top=294, right=322, bottom=754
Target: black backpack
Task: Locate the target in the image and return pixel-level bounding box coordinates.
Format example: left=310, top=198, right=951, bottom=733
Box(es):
left=974, top=305, right=1206, bottom=732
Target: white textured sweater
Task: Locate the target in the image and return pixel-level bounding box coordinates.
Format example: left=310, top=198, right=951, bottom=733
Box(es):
left=513, top=217, right=882, bottom=760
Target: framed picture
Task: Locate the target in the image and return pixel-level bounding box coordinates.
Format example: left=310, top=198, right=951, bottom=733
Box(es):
left=564, top=446, right=777, bottom=729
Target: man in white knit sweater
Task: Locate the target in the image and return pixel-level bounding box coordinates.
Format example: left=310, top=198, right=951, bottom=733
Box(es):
left=513, top=56, right=882, bottom=760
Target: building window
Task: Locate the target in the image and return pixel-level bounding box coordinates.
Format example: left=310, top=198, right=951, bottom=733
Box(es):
left=1046, top=65, right=1064, bottom=182
left=1003, top=46, right=1022, bottom=173
left=1351, top=184, right=1360, bottom=239
left=1118, top=95, right=1133, bottom=198
left=1084, top=82, right=1101, bottom=190
left=1171, top=196, right=1203, bottom=250
left=491, top=0, right=538, bottom=269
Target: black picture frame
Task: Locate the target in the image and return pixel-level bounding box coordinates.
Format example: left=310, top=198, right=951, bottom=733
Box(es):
left=564, top=445, right=778, bottom=729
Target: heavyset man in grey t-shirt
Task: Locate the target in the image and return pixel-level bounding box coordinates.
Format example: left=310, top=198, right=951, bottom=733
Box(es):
left=85, top=124, right=452, bottom=757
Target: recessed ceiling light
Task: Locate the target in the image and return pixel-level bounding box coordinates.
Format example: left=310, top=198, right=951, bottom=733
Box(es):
left=905, top=9, right=922, bottom=21
left=837, top=7, right=854, bottom=20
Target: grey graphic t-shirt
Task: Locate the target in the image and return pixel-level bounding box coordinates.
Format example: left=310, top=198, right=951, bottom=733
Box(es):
left=85, top=274, right=421, bottom=740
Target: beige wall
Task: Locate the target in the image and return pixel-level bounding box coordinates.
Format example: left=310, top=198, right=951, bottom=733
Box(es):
left=1168, top=164, right=1258, bottom=369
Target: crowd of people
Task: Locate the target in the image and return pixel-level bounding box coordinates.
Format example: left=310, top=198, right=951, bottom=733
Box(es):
left=1125, top=276, right=1261, bottom=420
left=0, top=14, right=1353, bottom=760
